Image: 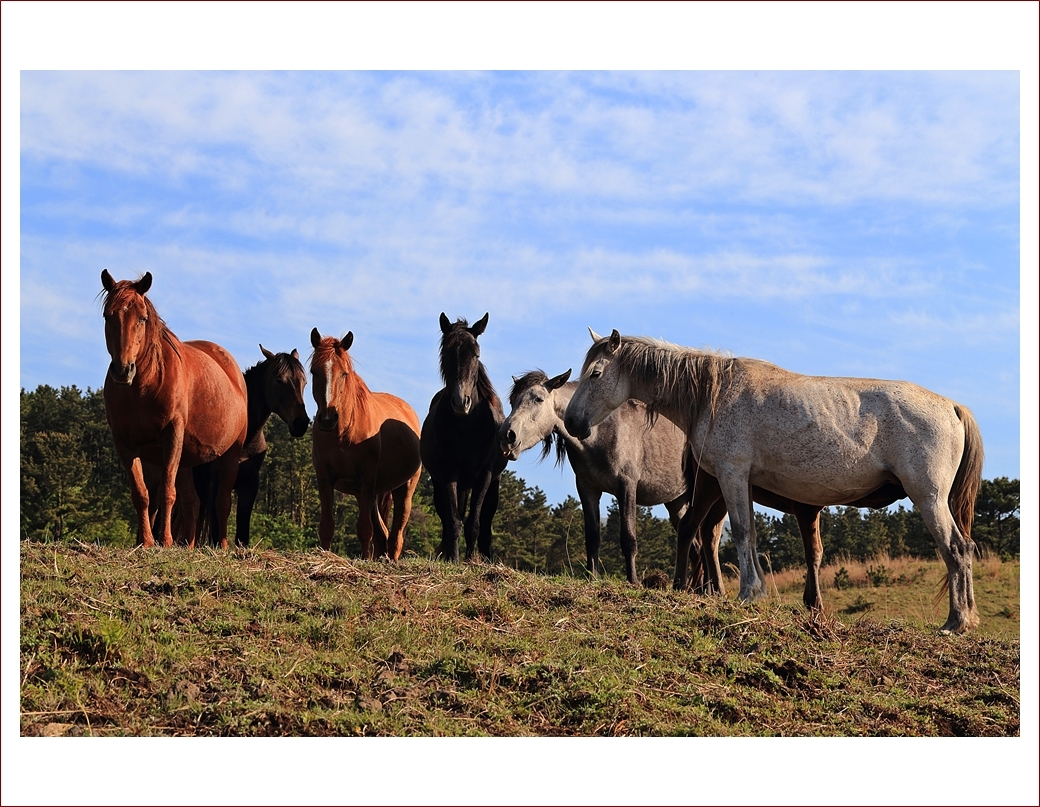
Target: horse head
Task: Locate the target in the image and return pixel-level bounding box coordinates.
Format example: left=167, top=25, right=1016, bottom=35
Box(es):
left=259, top=344, right=310, bottom=438
left=500, top=368, right=571, bottom=460
left=563, top=328, right=629, bottom=440
left=309, top=327, right=355, bottom=432
left=439, top=312, right=490, bottom=416
left=100, top=269, right=157, bottom=386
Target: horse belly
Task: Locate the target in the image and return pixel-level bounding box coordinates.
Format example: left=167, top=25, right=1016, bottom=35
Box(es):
left=180, top=345, right=248, bottom=464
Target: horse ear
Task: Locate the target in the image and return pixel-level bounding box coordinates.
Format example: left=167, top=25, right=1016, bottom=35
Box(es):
left=291, top=349, right=299, bottom=360
left=439, top=313, right=451, bottom=333
left=101, top=269, right=115, bottom=291
left=341, top=331, right=354, bottom=351
left=608, top=329, right=621, bottom=354
left=511, top=375, right=520, bottom=384
left=547, top=369, right=572, bottom=390
left=589, top=327, right=602, bottom=343
left=471, top=312, right=489, bottom=337
left=135, top=272, right=152, bottom=295
left=310, top=328, right=322, bottom=347
left=260, top=344, right=275, bottom=360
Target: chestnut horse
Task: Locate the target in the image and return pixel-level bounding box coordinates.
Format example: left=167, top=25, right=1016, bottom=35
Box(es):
left=100, top=270, right=248, bottom=548
left=309, top=328, right=422, bottom=559
left=565, top=329, right=984, bottom=633
left=420, top=313, right=507, bottom=562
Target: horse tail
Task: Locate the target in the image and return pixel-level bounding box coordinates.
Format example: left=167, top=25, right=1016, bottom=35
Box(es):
left=937, top=404, right=984, bottom=600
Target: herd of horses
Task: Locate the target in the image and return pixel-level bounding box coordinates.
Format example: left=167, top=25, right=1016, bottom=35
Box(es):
left=100, top=270, right=985, bottom=634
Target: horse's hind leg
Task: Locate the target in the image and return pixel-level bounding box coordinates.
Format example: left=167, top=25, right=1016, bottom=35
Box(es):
left=616, top=480, right=640, bottom=585
left=917, top=495, right=979, bottom=634
left=386, top=469, right=420, bottom=561
left=794, top=505, right=824, bottom=611
left=233, top=453, right=264, bottom=548
left=475, top=473, right=499, bottom=562
left=674, top=469, right=723, bottom=592
left=576, top=484, right=603, bottom=577
left=211, top=446, right=241, bottom=551
left=370, top=495, right=390, bottom=559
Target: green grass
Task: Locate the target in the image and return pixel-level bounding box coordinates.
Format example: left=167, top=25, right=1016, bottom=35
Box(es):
left=20, top=542, right=1020, bottom=737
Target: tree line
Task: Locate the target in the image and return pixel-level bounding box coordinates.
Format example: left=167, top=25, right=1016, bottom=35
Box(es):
left=21, top=385, right=1021, bottom=578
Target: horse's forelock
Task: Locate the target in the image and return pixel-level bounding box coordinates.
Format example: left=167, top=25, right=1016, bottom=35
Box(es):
left=310, top=337, right=352, bottom=374
left=508, top=370, right=549, bottom=408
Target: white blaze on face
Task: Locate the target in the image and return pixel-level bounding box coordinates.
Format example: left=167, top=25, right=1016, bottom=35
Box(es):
left=324, top=360, right=334, bottom=409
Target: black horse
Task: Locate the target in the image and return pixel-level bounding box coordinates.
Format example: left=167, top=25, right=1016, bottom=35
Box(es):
left=420, top=313, right=507, bottom=562
left=194, top=345, right=311, bottom=547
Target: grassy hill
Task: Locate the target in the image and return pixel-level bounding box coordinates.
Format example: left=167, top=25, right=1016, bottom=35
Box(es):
left=19, top=541, right=1019, bottom=737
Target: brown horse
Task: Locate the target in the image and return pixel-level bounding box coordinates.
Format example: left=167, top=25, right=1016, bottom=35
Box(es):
left=309, top=328, right=422, bottom=559
left=100, top=270, right=248, bottom=548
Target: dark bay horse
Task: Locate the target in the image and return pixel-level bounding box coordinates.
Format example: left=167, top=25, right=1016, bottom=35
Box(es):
left=499, top=369, right=694, bottom=583
left=310, top=329, right=422, bottom=559
left=100, top=270, right=248, bottom=549
left=421, top=313, right=507, bottom=562
left=194, top=345, right=310, bottom=547
left=565, top=329, right=984, bottom=633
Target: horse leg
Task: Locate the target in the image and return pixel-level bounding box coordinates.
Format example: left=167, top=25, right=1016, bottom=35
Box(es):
left=465, top=472, right=492, bottom=561
left=356, top=490, right=379, bottom=561
left=369, top=496, right=390, bottom=559
left=386, top=471, right=419, bottom=561
left=916, top=494, right=979, bottom=634
left=174, top=466, right=200, bottom=548
left=210, top=447, right=241, bottom=551
left=234, top=453, right=264, bottom=548
left=697, top=498, right=728, bottom=595
left=673, top=469, right=722, bottom=592
left=476, top=474, right=499, bottom=561
left=616, top=480, right=640, bottom=585
left=794, top=505, right=824, bottom=611
left=126, top=456, right=154, bottom=547
left=716, top=468, right=766, bottom=601
left=576, top=483, right=603, bottom=577
left=316, top=474, right=337, bottom=552
left=433, top=480, right=462, bottom=562
left=157, top=420, right=186, bottom=548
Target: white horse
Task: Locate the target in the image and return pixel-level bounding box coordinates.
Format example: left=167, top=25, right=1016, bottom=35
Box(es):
left=563, top=329, right=984, bottom=634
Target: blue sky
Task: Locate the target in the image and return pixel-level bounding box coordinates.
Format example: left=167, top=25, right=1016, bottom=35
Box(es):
left=4, top=4, right=1038, bottom=806
left=16, top=69, right=1024, bottom=508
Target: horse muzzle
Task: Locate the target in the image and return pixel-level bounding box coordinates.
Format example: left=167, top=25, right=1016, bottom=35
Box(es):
left=289, top=415, right=311, bottom=438
left=108, top=360, right=136, bottom=386
left=499, top=427, right=522, bottom=460
left=316, top=410, right=337, bottom=431
left=450, top=394, right=472, bottom=416
left=563, top=413, right=591, bottom=440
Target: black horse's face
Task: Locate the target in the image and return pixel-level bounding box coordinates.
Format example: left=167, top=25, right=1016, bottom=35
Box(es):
left=264, top=348, right=310, bottom=438
left=439, top=312, right=489, bottom=416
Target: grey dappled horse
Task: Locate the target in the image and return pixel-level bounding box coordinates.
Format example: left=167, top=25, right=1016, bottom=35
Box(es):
left=564, top=330, right=984, bottom=634
left=499, top=369, right=694, bottom=584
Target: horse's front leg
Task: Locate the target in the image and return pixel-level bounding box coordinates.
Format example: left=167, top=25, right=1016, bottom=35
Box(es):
left=576, top=483, right=603, bottom=577
left=124, top=455, right=154, bottom=547
left=233, top=453, right=264, bottom=548
left=369, top=493, right=391, bottom=559
left=212, top=446, right=241, bottom=550
left=475, top=473, right=499, bottom=561
left=356, top=491, right=378, bottom=561
left=157, top=419, right=186, bottom=548
left=716, top=468, right=766, bottom=601
left=433, top=479, right=463, bottom=562
left=464, top=472, right=492, bottom=561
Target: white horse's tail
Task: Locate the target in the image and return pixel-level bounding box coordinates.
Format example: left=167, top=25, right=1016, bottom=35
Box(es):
left=950, top=405, right=984, bottom=544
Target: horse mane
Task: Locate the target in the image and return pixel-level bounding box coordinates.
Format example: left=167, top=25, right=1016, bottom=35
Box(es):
left=508, top=369, right=568, bottom=467
left=101, top=278, right=180, bottom=375
left=440, top=317, right=497, bottom=404
left=594, top=335, right=740, bottom=430
left=246, top=351, right=305, bottom=388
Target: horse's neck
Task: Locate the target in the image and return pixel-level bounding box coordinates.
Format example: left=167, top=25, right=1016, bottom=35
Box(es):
left=244, top=365, right=273, bottom=439
left=552, top=383, right=577, bottom=425
left=134, top=328, right=179, bottom=396
left=339, top=378, right=374, bottom=440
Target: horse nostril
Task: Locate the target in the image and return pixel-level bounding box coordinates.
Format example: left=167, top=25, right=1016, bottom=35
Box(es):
left=506, top=429, right=516, bottom=444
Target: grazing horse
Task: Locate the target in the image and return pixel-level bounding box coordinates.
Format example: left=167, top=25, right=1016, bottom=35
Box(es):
left=421, top=313, right=507, bottom=562
left=309, top=328, right=421, bottom=559
left=498, top=369, right=694, bottom=583
left=100, top=270, right=248, bottom=549
left=194, top=346, right=311, bottom=547
left=565, top=330, right=984, bottom=634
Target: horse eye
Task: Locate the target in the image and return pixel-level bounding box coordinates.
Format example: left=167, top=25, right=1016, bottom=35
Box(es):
left=591, top=369, right=601, bottom=379
left=534, top=396, right=545, bottom=404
